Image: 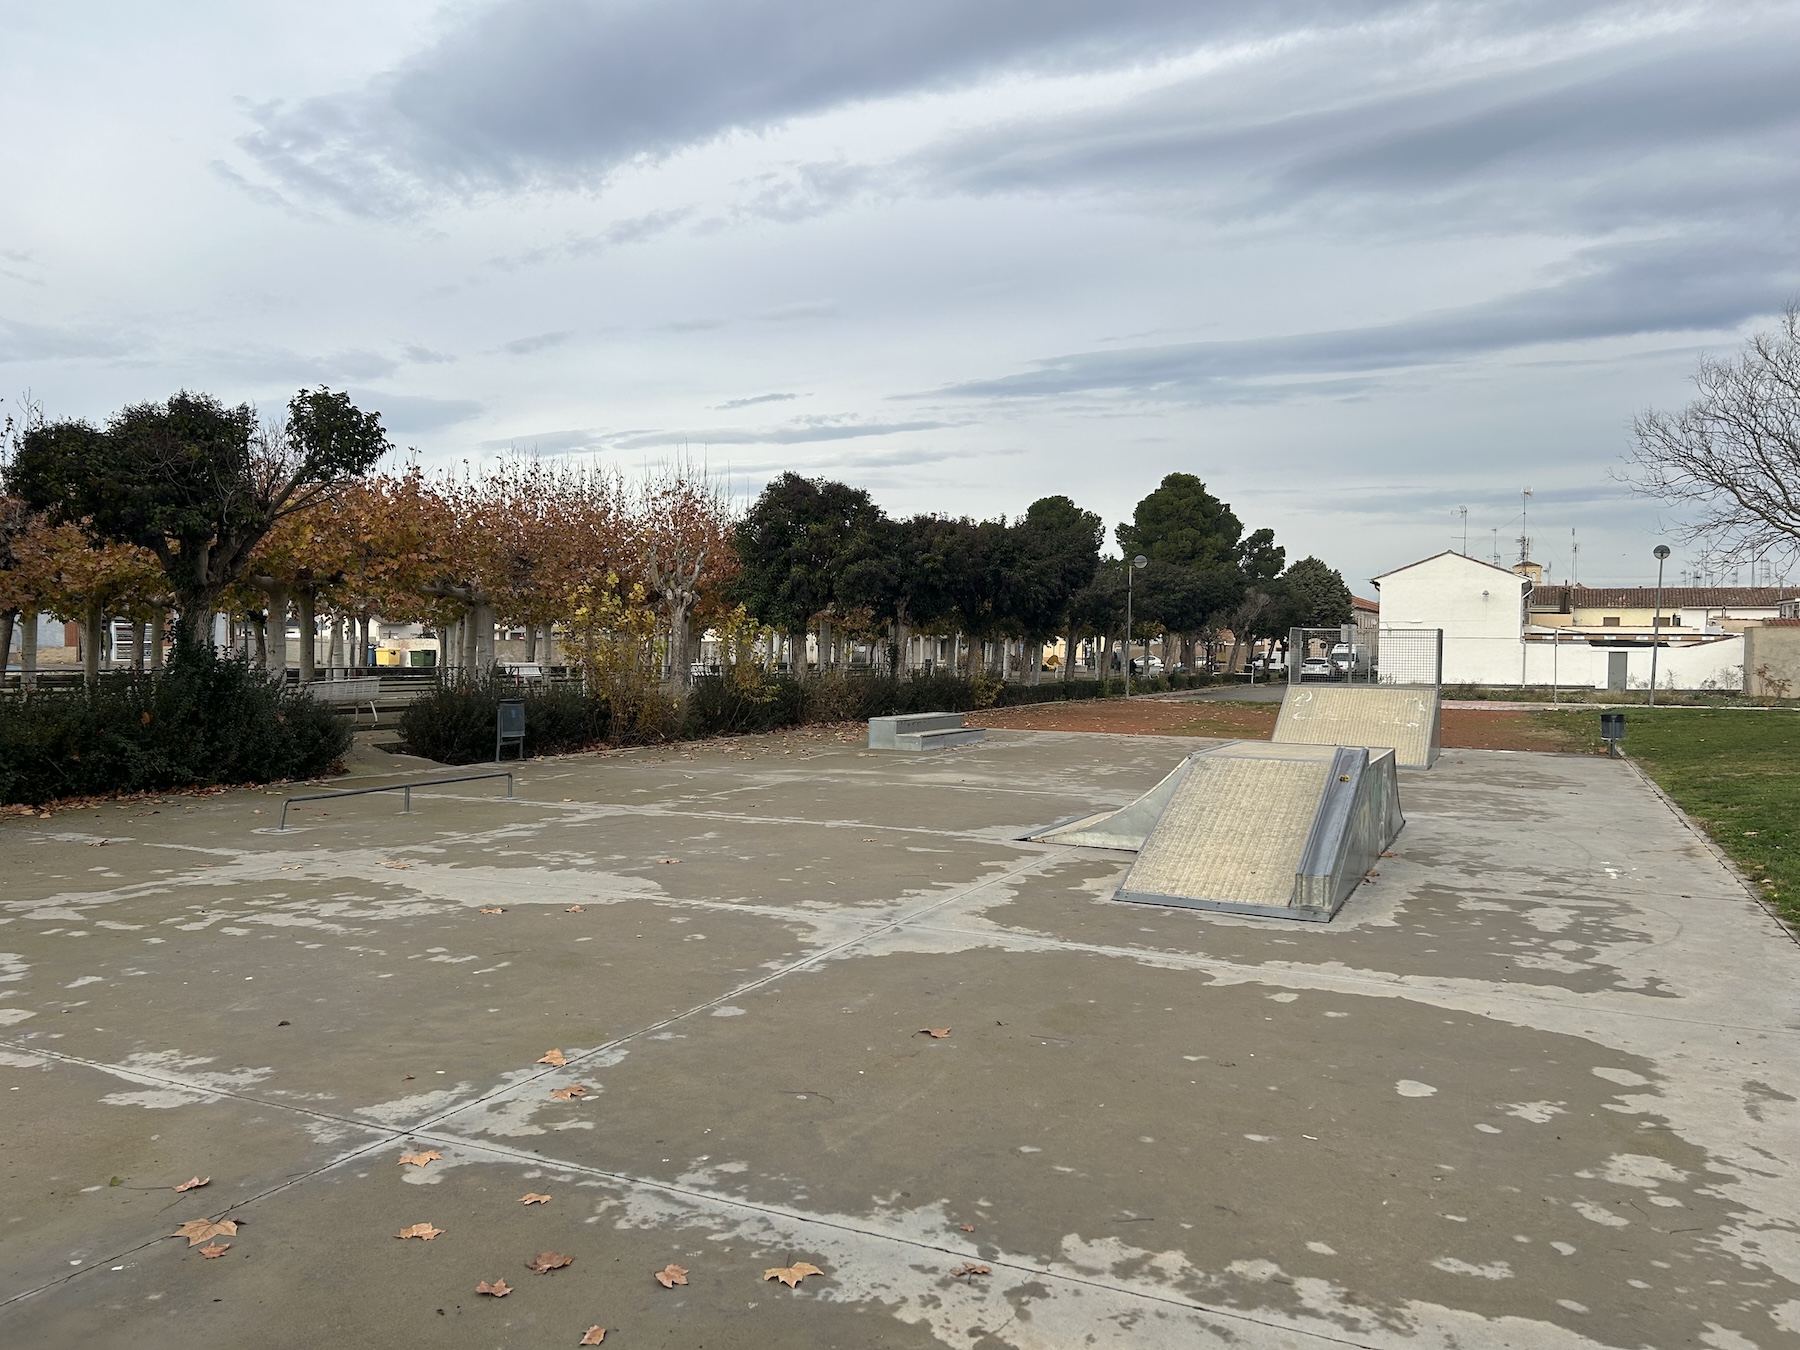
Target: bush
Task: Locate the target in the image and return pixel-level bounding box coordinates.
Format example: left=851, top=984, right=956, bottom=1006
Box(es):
left=0, top=650, right=350, bottom=806
left=398, top=676, right=610, bottom=765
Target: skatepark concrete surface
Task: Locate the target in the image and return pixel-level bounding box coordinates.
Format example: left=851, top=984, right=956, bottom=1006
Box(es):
left=1, top=728, right=1796, bottom=1349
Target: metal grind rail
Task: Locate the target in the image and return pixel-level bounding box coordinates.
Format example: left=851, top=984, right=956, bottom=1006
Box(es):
left=278, top=771, right=514, bottom=830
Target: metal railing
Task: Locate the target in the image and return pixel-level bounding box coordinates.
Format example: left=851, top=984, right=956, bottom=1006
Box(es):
left=278, top=771, right=514, bottom=830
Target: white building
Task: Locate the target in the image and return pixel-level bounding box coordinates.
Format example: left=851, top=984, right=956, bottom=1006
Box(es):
left=1372, top=551, right=1747, bottom=691
left=1373, top=551, right=1530, bottom=685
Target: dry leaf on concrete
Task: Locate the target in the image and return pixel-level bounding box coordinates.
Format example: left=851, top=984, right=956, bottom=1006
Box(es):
left=527, top=1251, right=574, bottom=1274
left=396, top=1223, right=443, bottom=1240
left=654, top=1263, right=689, bottom=1288
left=520, top=1193, right=551, bottom=1205
left=198, top=1242, right=230, bottom=1259
left=475, top=1278, right=512, bottom=1297
left=763, top=1262, right=824, bottom=1288
left=479, top=906, right=505, bottom=915
left=537, top=1049, right=568, bottom=1066
left=173, top=1176, right=210, bottom=1193
left=919, top=1028, right=951, bottom=1039
left=174, top=1218, right=237, bottom=1246
left=550, top=1085, right=589, bottom=1100
left=957, top=1225, right=975, bottom=1233
left=380, top=860, right=411, bottom=870
left=398, top=1150, right=441, bottom=1168
left=565, top=905, right=584, bottom=913
left=580, top=1328, right=607, bottom=1345
left=950, top=1263, right=991, bottom=1278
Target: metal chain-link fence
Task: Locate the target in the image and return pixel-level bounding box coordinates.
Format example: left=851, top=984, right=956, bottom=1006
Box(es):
left=1288, top=626, right=1441, bottom=687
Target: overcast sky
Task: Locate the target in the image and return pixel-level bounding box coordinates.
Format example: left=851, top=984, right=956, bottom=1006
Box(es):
left=5, top=0, right=1798, bottom=590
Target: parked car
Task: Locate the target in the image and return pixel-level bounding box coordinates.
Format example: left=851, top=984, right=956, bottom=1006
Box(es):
left=1299, top=656, right=1333, bottom=680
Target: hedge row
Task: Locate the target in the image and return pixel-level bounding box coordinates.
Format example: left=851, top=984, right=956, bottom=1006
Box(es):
left=400, top=669, right=1216, bottom=765
left=0, top=653, right=350, bottom=806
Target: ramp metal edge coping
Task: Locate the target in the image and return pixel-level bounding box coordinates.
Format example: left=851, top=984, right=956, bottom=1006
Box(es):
left=278, top=771, right=514, bottom=830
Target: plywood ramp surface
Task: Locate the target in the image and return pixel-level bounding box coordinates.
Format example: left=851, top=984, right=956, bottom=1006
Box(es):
left=1274, top=685, right=1440, bottom=768
left=1124, top=753, right=1334, bottom=908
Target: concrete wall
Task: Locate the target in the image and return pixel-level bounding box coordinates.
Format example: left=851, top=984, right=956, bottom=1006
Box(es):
left=1744, top=625, right=1800, bottom=697
left=1522, top=636, right=1745, bottom=692
left=1375, top=553, right=1529, bottom=685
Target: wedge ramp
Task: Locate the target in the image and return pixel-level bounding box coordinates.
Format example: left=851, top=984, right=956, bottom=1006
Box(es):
left=1273, top=684, right=1440, bottom=769
left=1036, top=741, right=1403, bottom=922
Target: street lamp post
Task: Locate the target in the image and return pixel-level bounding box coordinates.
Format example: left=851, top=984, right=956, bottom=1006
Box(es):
left=1124, top=554, right=1147, bottom=698
left=1649, top=544, right=1671, bottom=707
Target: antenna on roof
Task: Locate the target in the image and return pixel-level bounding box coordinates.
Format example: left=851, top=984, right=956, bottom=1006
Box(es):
left=1570, top=527, right=1578, bottom=586
left=1458, top=506, right=1468, bottom=555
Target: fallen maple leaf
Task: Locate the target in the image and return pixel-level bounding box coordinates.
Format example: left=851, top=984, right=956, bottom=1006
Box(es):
left=764, top=1261, right=825, bottom=1288
left=398, top=1150, right=441, bottom=1168
left=396, top=1223, right=444, bottom=1240
left=950, top=1263, right=991, bottom=1278
left=919, top=1027, right=951, bottom=1039
left=537, top=1049, right=568, bottom=1066
left=957, top=1225, right=975, bottom=1233
left=380, top=860, right=411, bottom=870
left=479, top=906, right=505, bottom=915
left=658, top=858, right=680, bottom=864
left=475, top=1278, right=512, bottom=1297
left=174, top=1218, right=237, bottom=1246
left=580, top=1328, right=607, bottom=1345
left=565, top=905, right=584, bottom=913
left=550, top=1085, right=589, bottom=1100
left=198, top=1243, right=230, bottom=1259
left=519, top=1192, right=551, bottom=1205
left=527, top=1251, right=574, bottom=1274
left=173, top=1176, right=210, bottom=1193
left=654, top=1263, right=689, bottom=1288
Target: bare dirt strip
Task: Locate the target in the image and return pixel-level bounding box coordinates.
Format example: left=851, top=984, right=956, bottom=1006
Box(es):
left=966, top=697, right=1588, bottom=753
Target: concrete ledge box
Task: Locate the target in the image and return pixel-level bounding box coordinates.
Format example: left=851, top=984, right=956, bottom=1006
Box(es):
left=869, top=712, right=985, bottom=751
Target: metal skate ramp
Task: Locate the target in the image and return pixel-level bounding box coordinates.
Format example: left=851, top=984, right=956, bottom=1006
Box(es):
left=1273, top=684, right=1440, bottom=769
left=1034, top=741, right=1403, bottom=922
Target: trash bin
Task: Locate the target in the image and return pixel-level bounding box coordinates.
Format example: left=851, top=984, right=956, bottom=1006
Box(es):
left=1600, top=712, right=1625, bottom=757
left=496, top=699, right=526, bottom=763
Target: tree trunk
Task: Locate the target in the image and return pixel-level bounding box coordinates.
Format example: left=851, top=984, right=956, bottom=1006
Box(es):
left=172, top=597, right=221, bottom=653
left=265, top=586, right=288, bottom=679
left=148, top=612, right=163, bottom=670
left=84, top=609, right=103, bottom=687
left=326, top=612, right=343, bottom=672
left=786, top=631, right=806, bottom=677
left=21, top=609, right=38, bottom=687
left=131, top=620, right=146, bottom=672
left=296, top=591, right=316, bottom=683
left=0, top=609, right=16, bottom=685
left=542, top=623, right=556, bottom=669
left=1099, top=633, right=1113, bottom=687
left=1028, top=642, right=1043, bottom=685
left=470, top=602, right=495, bottom=673
left=525, top=624, right=539, bottom=662
left=666, top=601, right=692, bottom=689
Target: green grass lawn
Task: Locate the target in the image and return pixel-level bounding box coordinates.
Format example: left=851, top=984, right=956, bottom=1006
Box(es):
left=1532, top=707, right=1800, bottom=928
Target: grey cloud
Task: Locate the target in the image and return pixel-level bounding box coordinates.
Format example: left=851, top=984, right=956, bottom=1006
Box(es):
left=198, top=344, right=401, bottom=384
left=235, top=0, right=1427, bottom=215
left=500, top=330, right=573, bottom=355
left=715, top=392, right=800, bottom=410
left=403, top=344, right=457, bottom=364
left=476, top=427, right=603, bottom=453
left=0, top=319, right=136, bottom=364
left=919, top=22, right=1800, bottom=238
left=350, top=390, right=485, bottom=433
left=489, top=206, right=693, bottom=271
left=605, top=416, right=949, bottom=450
left=754, top=301, right=838, bottom=322
left=924, top=234, right=1800, bottom=402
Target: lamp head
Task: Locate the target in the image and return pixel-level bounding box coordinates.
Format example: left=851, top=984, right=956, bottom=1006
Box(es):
left=1132, top=555, right=1148, bottom=570
left=1654, top=545, right=1671, bottom=561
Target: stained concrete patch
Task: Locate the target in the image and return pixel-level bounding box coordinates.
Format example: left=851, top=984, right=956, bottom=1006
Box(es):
left=1, top=734, right=1796, bottom=1348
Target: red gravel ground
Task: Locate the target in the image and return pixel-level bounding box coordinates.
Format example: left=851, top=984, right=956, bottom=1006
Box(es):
left=967, top=698, right=1590, bottom=753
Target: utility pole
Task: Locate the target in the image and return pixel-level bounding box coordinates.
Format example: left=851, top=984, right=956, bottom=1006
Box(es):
left=1458, top=506, right=1468, bottom=555
left=1650, top=544, right=1670, bottom=707
left=1519, top=488, right=1532, bottom=565
left=1124, top=554, right=1146, bottom=698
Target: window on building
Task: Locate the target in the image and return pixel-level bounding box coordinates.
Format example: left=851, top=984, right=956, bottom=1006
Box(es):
left=1602, top=616, right=1621, bottom=626
left=1667, top=615, right=1682, bottom=626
